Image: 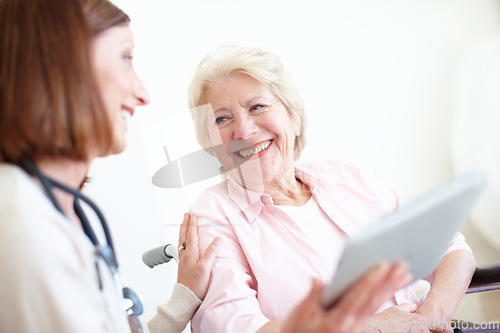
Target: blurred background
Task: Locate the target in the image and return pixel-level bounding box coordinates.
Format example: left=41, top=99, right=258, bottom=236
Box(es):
left=83, top=0, right=500, bottom=329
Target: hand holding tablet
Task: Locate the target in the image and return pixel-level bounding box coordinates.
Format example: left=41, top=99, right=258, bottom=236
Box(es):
left=283, top=261, right=412, bottom=333
left=322, top=169, right=487, bottom=309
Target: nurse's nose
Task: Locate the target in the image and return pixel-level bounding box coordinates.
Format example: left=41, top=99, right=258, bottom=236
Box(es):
left=133, top=71, right=150, bottom=106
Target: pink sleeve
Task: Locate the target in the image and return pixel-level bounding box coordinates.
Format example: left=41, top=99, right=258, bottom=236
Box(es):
left=443, top=231, right=472, bottom=254
left=190, top=215, right=269, bottom=333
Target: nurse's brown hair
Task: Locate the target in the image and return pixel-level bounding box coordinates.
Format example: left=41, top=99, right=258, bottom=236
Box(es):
left=0, top=0, right=129, bottom=164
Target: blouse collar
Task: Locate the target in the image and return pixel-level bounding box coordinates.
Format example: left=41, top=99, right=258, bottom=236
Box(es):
left=227, top=165, right=319, bottom=223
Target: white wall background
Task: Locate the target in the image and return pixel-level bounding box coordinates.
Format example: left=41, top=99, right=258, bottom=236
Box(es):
left=83, top=0, right=500, bottom=328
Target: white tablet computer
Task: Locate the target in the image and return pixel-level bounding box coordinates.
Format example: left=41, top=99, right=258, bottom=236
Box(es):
left=321, top=169, right=487, bottom=308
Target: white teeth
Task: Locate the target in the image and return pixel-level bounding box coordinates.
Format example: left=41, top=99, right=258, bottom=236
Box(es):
left=237, top=140, right=271, bottom=157
left=121, top=110, right=131, bottom=120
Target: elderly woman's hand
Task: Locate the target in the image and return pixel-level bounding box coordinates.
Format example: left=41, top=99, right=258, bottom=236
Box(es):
left=364, top=304, right=431, bottom=333
left=177, top=213, right=222, bottom=300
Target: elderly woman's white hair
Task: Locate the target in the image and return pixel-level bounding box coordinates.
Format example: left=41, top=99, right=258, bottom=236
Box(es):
left=188, top=45, right=307, bottom=160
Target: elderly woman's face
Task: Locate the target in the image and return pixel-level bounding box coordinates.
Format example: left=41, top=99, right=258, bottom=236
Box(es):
left=91, top=25, right=149, bottom=156
left=204, top=73, right=299, bottom=185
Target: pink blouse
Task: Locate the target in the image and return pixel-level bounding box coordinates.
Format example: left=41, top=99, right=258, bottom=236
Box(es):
left=190, top=160, right=471, bottom=332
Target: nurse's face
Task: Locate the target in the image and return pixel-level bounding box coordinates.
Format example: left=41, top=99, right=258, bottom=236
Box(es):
left=91, top=25, right=150, bottom=156
left=204, top=73, right=299, bottom=187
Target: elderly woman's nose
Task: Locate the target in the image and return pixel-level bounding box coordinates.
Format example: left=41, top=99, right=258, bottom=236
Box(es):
left=233, top=117, right=258, bottom=140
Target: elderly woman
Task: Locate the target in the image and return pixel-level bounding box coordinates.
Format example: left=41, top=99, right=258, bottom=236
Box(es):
left=187, top=45, right=476, bottom=333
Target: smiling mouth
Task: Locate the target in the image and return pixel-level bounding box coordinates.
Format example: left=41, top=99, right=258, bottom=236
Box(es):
left=234, top=140, right=272, bottom=158
left=121, top=110, right=131, bottom=120
left=121, top=105, right=134, bottom=118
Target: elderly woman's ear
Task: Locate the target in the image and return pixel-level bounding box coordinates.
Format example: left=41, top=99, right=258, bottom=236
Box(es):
left=294, top=122, right=301, bottom=137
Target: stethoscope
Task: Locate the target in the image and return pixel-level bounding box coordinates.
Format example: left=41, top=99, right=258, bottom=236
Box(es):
left=20, top=159, right=144, bottom=332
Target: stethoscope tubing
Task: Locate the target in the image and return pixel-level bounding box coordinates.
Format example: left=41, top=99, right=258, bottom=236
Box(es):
left=18, top=158, right=145, bottom=321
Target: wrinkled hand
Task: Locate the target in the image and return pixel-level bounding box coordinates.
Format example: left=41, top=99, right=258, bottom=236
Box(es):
left=365, top=303, right=432, bottom=333
left=415, top=302, right=453, bottom=333
left=282, top=261, right=413, bottom=333
left=177, top=213, right=222, bottom=300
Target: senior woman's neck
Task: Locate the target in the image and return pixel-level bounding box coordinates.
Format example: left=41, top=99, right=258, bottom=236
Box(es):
left=264, top=177, right=311, bottom=206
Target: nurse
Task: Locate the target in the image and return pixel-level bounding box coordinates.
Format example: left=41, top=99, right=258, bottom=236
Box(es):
left=0, top=0, right=220, bottom=332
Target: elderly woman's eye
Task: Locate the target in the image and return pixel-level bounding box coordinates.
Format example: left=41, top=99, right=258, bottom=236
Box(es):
left=250, top=104, right=266, bottom=112
left=215, top=116, right=228, bottom=124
